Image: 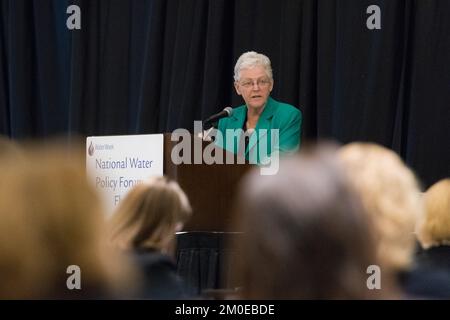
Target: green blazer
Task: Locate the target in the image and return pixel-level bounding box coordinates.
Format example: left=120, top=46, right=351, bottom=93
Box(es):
left=217, top=97, right=302, bottom=164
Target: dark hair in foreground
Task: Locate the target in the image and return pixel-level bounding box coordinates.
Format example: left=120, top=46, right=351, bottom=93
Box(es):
left=231, top=145, right=383, bottom=299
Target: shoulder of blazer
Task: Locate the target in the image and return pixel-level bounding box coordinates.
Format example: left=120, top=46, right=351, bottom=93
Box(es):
left=268, top=98, right=302, bottom=124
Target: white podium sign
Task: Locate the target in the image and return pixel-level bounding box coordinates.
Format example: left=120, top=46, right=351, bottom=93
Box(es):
left=86, top=134, right=164, bottom=215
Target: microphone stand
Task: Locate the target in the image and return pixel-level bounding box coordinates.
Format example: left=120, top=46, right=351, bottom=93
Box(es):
left=201, top=120, right=215, bottom=142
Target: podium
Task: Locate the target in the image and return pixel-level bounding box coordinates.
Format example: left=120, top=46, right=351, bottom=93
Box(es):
left=162, top=133, right=251, bottom=295
left=162, top=133, right=252, bottom=232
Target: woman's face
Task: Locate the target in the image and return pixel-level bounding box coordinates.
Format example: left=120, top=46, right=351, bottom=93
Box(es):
left=235, top=65, right=273, bottom=111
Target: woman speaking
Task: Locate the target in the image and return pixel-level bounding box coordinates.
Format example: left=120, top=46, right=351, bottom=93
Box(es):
left=217, top=51, right=302, bottom=164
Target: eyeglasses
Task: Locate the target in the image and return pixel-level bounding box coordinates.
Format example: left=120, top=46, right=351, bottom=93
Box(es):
left=239, top=78, right=272, bottom=89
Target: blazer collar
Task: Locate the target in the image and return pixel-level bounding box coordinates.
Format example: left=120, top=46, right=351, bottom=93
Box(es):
left=255, top=97, right=276, bottom=127
left=247, top=97, right=276, bottom=156
left=229, top=96, right=276, bottom=124
left=228, top=105, right=246, bottom=129
left=225, top=97, right=276, bottom=158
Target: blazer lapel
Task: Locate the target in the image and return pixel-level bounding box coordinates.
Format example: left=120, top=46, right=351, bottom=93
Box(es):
left=228, top=106, right=246, bottom=130
left=226, top=107, right=246, bottom=154
left=246, top=97, right=276, bottom=158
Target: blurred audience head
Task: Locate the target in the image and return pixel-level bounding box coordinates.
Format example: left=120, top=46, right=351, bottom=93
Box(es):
left=338, top=143, right=423, bottom=275
left=0, top=142, right=133, bottom=299
left=231, top=144, right=380, bottom=299
left=0, top=135, right=23, bottom=161
left=416, top=178, right=450, bottom=249
left=109, top=177, right=192, bottom=253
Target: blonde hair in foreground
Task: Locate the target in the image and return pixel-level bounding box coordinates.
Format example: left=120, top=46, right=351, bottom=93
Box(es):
left=416, top=179, right=450, bottom=249
left=0, top=144, right=133, bottom=299
left=338, top=143, right=423, bottom=273
left=109, top=176, right=192, bottom=252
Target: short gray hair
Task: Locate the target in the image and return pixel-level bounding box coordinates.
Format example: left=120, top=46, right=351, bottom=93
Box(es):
left=234, top=51, right=273, bottom=82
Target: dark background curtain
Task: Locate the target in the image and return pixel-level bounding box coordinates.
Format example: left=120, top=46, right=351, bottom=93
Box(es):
left=0, top=0, right=448, bottom=187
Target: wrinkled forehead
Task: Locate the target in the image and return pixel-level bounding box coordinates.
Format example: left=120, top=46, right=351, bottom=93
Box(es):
left=238, top=65, right=270, bottom=80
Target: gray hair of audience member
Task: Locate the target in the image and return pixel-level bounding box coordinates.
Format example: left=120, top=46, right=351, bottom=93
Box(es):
left=233, top=51, right=273, bottom=82
left=231, top=146, right=381, bottom=299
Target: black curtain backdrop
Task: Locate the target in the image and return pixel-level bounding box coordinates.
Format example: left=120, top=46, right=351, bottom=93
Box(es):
left=0, top=0, right=449, bottom=187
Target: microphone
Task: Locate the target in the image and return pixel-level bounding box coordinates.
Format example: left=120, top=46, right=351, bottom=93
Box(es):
left=203, top=107, right=233, bottom=125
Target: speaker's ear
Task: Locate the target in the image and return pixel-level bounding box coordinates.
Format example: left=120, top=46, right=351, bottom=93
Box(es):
left=234, top=82, right=242, bottom=96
